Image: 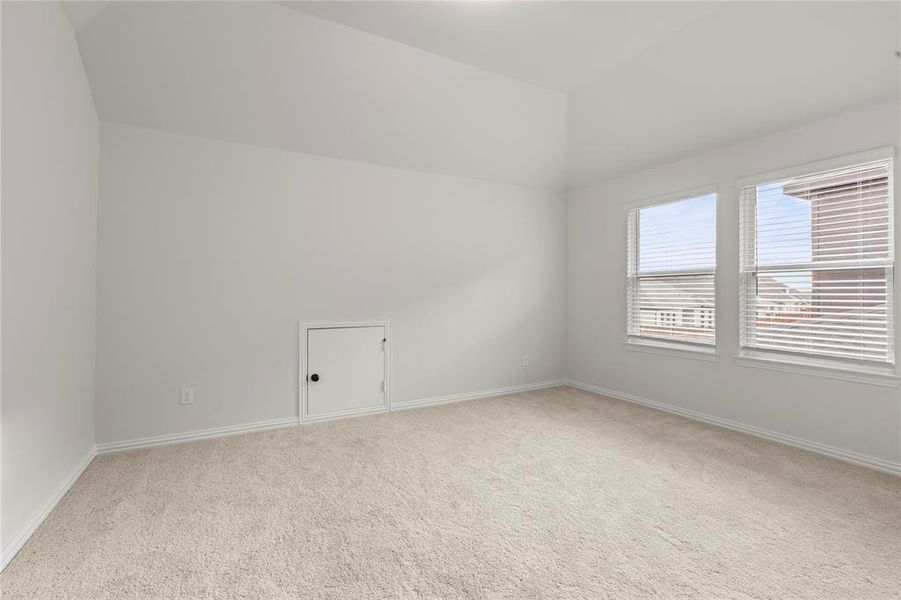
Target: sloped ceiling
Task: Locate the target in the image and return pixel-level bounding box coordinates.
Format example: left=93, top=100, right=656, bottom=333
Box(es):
left=74, top=1, right=567, bottom=189
left=279, top=1, right=720, bottom=93
left=59, top=0, right=108, bottom=31
left=566, top=1, right=900, bottom=186
left=71, top=1, right=899, bottom=189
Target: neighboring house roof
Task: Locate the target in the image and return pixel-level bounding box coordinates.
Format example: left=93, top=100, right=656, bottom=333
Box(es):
left=755, top=275, right=808, bottom=304
left=639, top=279, right=713, bottom=311
left=642, top=276, right=806, bottom=312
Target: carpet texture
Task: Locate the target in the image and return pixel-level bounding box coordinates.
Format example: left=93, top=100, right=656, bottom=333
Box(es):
left=2, top=386, right=900, bottom=599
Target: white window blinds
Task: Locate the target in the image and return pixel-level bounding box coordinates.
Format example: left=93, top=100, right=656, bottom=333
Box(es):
left=627, top=193, right=717, bottom=346
left=739, top=157, right=895, bottom=365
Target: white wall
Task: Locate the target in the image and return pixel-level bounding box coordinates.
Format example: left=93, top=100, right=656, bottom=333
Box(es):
left=76, top=1, right=566, bottom=189
left=1, top=1, right=98, bottom=556
left=567, top=100, right=901, bottom=466
left=96, top=124, right=566, bottom=444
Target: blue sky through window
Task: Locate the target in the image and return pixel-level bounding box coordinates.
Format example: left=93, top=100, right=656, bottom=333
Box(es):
left=639, top=194, right=715, bottom=273
left=757, top=182, right=812, bottom=265
left=756, top=182, right=812, bottom=292
left=638, top=187, right=814, bottom=293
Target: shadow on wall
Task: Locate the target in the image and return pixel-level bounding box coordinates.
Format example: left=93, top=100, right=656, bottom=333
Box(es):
left=395, top=249, right=562, bottom=400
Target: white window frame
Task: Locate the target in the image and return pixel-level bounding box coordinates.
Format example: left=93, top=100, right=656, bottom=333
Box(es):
left=624, top=185, right=718, bottom=360
left=736, top=147, right=899, bottom=387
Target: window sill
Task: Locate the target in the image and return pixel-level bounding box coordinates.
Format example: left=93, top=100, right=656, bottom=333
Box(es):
left=623, top=338, right=718, bottom=362
left=734, top=351, right=900, bottom=388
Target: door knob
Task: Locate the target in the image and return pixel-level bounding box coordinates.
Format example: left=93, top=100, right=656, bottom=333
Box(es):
left=310, top=373, right=320, bottom=382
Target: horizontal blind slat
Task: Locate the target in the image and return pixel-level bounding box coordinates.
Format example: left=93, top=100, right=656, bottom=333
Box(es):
left=629, top=193, right=717, bottom=346
left=739, top=157, right=894, bottom=365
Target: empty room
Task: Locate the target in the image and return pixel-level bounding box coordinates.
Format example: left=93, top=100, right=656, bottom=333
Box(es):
left=1, top=1, right=899, bottom=598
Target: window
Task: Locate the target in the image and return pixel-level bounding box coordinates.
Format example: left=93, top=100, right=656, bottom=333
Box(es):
left=626, top=190, right=717, bottom=348
left=739, top=153, right=895, bottom=370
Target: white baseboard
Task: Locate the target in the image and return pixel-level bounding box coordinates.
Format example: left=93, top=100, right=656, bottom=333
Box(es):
left=301, top=404, right=389, bottom=424
left=95, top=416, right=299, bottom=454
left=391, top=379, right=565, bottom=412
left=97, top=381, right=567, bottom=454
left=564, top=379, right=901, bottom=476
left=1, top=446, right=97, bottom=572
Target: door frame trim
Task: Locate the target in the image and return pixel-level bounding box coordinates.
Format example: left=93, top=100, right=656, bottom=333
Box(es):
left=298, top=320, right=391, bottom=423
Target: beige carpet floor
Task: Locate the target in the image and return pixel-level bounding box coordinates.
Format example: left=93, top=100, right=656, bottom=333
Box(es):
left=2, top=386, right=900, bottom=599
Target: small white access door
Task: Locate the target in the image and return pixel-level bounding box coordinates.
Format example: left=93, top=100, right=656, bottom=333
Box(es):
left=301, top=323, right=389, bottom=422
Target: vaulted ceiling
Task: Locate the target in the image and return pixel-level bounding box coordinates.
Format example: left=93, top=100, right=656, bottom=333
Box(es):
left=279, top=1, right=721, bottom=93
left=65, top=1, right=899, bottom=188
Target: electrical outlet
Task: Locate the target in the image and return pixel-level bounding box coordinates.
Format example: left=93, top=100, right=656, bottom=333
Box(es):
left=521, top=355, right=529, bottom=368
left=180, top=387, right=194, bottom=405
